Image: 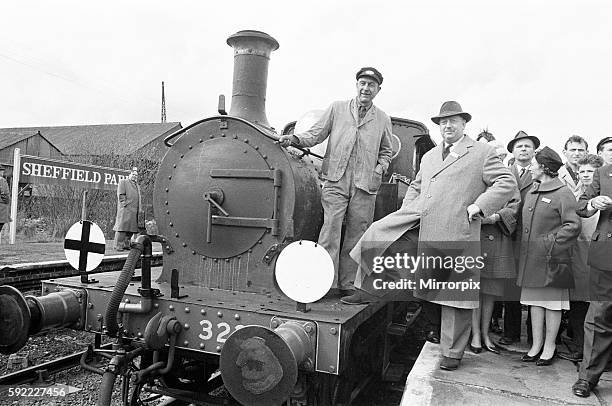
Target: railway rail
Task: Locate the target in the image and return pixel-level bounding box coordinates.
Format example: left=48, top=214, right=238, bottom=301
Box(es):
left=0, top=252, right=163, bottom=292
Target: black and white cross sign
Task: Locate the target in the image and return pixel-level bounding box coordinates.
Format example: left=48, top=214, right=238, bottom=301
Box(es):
left=63, top=220, right=106, bottom=272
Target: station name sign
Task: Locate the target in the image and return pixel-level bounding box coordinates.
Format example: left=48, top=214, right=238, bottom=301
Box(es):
left=19, top=155, right=131, bottom=191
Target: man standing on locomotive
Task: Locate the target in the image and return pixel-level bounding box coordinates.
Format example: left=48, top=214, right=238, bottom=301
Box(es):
left=278, top=67, right=393, bottom=295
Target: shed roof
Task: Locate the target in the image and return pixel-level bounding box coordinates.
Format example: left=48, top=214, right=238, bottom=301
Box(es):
left=0, top=130, right=44, bottom=150
left=0, top=122, right=181, bottom=155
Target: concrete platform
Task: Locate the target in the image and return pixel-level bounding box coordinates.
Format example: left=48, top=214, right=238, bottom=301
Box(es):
left=403, top=342, right=612, bottom=405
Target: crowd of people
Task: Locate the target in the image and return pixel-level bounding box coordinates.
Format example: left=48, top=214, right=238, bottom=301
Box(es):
left=279, top=66, right=612, bottom=398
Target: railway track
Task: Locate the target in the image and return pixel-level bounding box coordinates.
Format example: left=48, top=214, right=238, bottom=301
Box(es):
left=0, top=252, right=163, bottom=292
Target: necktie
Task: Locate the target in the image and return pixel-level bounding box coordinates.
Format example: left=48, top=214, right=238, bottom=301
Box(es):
left=442, top=144, right=451, bottom=160
left=358, top=105, right=367, bottom=120
left=519, top=167, right=526, bottom=178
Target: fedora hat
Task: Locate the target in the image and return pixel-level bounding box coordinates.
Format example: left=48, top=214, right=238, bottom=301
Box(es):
left=507, top=130, right=540, bottom=152
left=431, top=101, right=472, bottom=125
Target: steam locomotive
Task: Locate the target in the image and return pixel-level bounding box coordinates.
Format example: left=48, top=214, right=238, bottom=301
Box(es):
left=0, top=30, right=433, bottom=405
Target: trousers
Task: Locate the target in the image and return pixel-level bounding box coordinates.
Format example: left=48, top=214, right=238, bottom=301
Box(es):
left=441, top=305, right=472, bottom=359
left=114, top=231, right=134, bottom=250
left=319, top=146, right=376, bottom=290
left=579, top=300, right=612, bottom=385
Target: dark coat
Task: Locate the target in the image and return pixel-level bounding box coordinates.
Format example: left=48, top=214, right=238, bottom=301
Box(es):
left=577, top=164, right=612, bottom=299
left=516, top=178, right=581, bottom=288
left=510, top=164, right=534, bottom=242
left=577, top=164, right=612, bottom=271
left=480, top=185, right=521, bottom=279
left=113, top=178, right=142, bottom=233
left=0, top=176, right=9, bottom=223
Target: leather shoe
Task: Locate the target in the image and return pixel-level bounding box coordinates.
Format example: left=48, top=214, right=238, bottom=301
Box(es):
left=425, top=331, right=440, bottom=344
left=340, top=289, right=377, bottom=305
left=469, top=344, right=483, bottom=354
left=340, top=288, right=356, bottom=297
left=558, top=351, right=583, bottom=363
left=521, top=350, right=542, bottom=362
left=536, top=352, right=556, bottom=366
left=572, top=379, right=595, bottom=398
left=497, top=336, right=519, bottom=346
left=483, top=343, right=501, bottom=355
left=439, top=356, right=460, bottom=371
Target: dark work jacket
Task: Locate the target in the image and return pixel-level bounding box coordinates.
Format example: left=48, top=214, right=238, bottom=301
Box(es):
left=0, top=176, right=9, bottom=223
left=577, top=164, right=612, bottom=272
left=516, top=178, right=581, bottom=288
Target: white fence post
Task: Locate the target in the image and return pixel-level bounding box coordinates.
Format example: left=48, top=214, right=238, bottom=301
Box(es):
left=9, top=148, right=20, bottom=245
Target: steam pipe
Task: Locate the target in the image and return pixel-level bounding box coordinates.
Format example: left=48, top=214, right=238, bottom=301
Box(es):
left=105, top=234, right=154, bottom=335
left=96, top=354, right=121, bottom=406
left=95, top=347, right=144, bottom=406
left=118, top=235, right=154, bottom=314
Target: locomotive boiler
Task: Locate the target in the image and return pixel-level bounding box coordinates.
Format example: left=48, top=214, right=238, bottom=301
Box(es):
left=0, top=30, right=433, bottom=406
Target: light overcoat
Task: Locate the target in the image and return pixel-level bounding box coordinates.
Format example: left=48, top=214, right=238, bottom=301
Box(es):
left=113, top=178, right=142, bottom=233
left=0, top=176, right=9, bottom=223
left=516, top=178, right=581, bottom=288
left=558, top=165, right=583, bottom=199
left=408, top=136, right=517, bottom=309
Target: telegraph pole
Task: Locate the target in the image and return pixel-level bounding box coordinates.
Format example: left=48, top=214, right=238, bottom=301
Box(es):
left=161, top=81, right=167, bottom=123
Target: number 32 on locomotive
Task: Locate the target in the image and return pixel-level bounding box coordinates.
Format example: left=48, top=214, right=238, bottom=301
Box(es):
left=199, top=319, right=245, bottom=343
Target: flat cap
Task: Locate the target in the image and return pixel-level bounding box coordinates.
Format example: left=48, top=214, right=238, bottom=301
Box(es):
left=356, top=67, right=383, bottom=85
left=596, top=136, right=612, bottom=152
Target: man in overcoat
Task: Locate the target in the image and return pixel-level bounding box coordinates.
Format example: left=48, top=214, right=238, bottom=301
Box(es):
left=352, top=101, right=514, bottom=371
left=0, top=164, right=10, bottom=234
left=572, top=136, right=612, bottom=397
left=277, top=67, right=393, bottom=295
left=113, top=167, right=143, bottom=251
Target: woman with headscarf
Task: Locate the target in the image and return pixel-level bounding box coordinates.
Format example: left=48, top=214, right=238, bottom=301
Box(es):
left=517, top=147, right=581, bottom=365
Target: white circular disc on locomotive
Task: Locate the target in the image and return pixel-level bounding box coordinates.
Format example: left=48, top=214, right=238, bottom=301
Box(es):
left=274, top=240, right=334, bottom=303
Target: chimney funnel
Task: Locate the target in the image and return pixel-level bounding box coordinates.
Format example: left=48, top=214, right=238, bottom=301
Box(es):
left=226, top=30, right=279, bottom=127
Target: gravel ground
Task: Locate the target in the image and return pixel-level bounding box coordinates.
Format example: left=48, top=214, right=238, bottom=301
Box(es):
left=0, top=287, right=137, bottom=406
left=0, top=328, right=126, bottom=406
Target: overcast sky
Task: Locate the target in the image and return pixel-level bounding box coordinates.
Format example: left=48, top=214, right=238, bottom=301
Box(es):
left=2, top=0, right=610, bottom=155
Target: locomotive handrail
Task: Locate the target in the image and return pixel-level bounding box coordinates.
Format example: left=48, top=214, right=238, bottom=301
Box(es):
left=163, top=115, right=324, bottom=159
